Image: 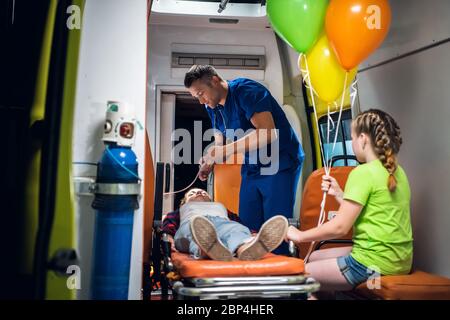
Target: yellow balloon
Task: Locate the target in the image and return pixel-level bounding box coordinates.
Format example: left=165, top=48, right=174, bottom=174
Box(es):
left=299, top=34, right=357, bottom=103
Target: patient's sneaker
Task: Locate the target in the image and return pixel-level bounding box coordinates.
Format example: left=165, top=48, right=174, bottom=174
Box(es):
left=237, top=215, right=288, bottom=261
left=190, top=216, right=233, bottom=261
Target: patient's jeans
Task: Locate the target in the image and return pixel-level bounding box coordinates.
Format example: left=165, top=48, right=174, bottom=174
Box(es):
left=174, top=215, right=252, bottom=259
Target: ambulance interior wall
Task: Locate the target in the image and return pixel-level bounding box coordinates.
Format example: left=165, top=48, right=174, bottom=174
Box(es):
left=72, top=0, right=148, bottom=299
left=357, top=0, right=450, bottom=277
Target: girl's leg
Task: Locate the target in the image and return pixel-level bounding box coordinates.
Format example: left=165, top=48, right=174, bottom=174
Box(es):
left=308, top=246, right=352, bottom=262
left=305, top=258, right=353, bottom=292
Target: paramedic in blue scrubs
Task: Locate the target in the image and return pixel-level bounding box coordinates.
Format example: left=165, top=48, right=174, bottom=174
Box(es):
left=184, top=65, right=304, bottom=254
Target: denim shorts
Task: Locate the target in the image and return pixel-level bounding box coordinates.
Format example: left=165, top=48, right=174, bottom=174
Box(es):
left=337, top=255, right=378, bottom=287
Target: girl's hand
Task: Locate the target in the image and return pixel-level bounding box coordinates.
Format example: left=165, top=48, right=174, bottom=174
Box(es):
left=322, top=175, right=344, bottom=204
left=285, top=225, right=303, bottom=244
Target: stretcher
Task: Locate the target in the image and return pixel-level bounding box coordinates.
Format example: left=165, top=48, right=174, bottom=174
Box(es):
left=148, top=162, right=320, bottom=300
left=169, top=251, right=318, bottom=299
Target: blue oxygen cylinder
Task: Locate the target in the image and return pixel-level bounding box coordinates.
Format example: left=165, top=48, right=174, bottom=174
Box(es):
left=91, top=142, right=139, bottom=299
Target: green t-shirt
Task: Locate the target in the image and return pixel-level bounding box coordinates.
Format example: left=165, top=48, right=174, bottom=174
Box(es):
left=343, top=159, right=413, bottom=275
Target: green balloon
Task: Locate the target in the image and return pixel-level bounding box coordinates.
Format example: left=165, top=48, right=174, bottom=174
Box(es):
left=267, top=0, right=329, bottom=53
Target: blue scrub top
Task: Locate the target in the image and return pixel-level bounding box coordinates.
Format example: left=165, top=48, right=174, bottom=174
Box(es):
left=205, top=78, right=305, bottom=177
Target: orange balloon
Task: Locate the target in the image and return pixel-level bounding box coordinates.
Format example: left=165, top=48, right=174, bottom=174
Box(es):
left=326, top=0, right=391, bottom=70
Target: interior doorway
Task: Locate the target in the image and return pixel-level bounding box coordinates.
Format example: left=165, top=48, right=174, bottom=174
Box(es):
left=159, top=92, right=213, bottom=213
left=173, top=94, right=212, bottom=208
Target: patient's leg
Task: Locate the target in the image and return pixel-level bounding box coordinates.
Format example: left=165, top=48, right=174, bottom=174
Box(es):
left=174, top=220, right=203, bottom=259
left=213, top=217, right=253, bottom=255
left=190, top=216, right=233, bottom=261
left=308, top=246, right=352, bottom=262
left=236, top=216, right=289, bottom=260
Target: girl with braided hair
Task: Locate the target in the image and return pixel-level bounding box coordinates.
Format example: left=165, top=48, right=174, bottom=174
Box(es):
left=286, top=109, right=413, bottom=293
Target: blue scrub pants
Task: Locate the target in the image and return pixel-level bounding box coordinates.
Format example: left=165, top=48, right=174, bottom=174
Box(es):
left=238, top=165, right=301, bottom=255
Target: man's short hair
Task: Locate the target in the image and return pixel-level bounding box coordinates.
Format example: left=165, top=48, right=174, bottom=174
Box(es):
left=184, top=65, right=221, bottom=88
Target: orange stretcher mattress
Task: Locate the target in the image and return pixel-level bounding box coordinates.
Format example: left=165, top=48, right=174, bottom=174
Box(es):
left=171, top=252, right=305, bottom=278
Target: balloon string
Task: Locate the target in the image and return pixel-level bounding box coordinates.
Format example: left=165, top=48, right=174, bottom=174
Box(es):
left=350, top=78, right=358, bottom=110
left=300, top=53, right=329, bottom=263
left=306, top=72, right=349, bottom=262
left=304, top=72, right=348, bottom=263
left=325, top=103, right=331, bottom=173
left=327, top=109, right=336, bottom=132
left=327, top=71, right=348, bottom=170
left=300, top=54, right=349, bottom=263
left=300, top=53, right=327, bottom=171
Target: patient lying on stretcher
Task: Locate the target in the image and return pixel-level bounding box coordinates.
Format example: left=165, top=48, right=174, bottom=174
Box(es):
left=162, top=188, right=288, bottom=261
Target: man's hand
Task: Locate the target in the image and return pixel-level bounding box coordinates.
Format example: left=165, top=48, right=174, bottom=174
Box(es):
left=198, top=157, right=214, bottom=181
left=203, top=145, right=229, bottom=165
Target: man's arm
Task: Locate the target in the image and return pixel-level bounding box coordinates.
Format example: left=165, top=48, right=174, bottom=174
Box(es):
left=205, top=111, right=278, bottom=162
left=229, top=111, right=277, bottom=155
